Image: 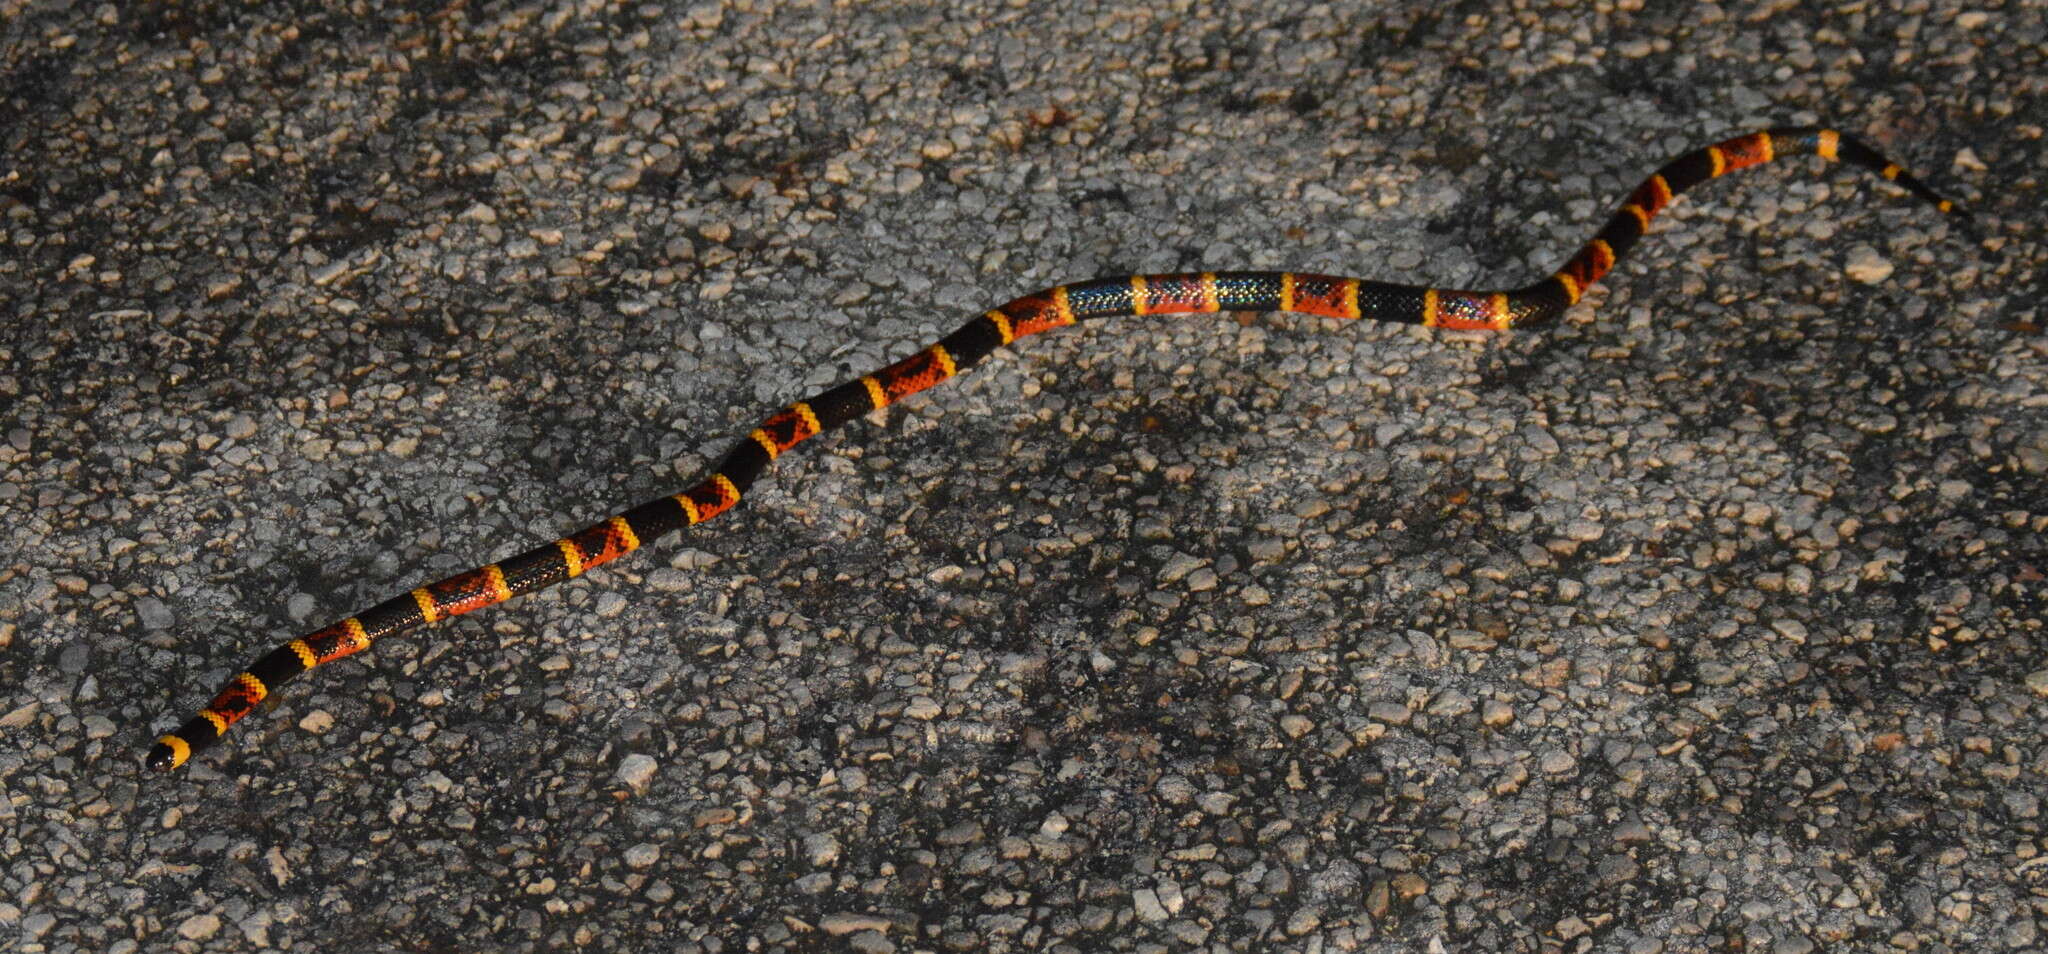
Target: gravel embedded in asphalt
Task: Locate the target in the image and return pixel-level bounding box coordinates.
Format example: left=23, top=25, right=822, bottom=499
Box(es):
left=2, top=1, right=2044, bottom=952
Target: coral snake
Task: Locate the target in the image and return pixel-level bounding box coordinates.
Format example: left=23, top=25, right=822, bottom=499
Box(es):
left=148, top=126, right=1964, bottom=773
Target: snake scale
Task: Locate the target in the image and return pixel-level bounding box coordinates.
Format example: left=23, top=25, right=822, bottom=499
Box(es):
left=148, top=126, right=1963, bottom=773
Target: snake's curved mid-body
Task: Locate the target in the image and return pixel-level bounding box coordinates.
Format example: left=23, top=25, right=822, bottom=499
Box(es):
left=148, top=126, right=1963, bottom=773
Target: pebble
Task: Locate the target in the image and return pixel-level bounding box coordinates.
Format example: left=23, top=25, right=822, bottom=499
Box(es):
left=1369, top=702, right=1411, bottom=724
left=804, top=833, right=841, bottom=866
left=616, top=754, right=659, bottom=792
left=177, top=914, right=222, bottom=941
left=1774, top=935, right=1816, bottom=954
left=601, top=166, right=643, bottom=192
left=1447, top=629, right=1498, bottom=651
left=134, top=597, right=173, bottom=630
left=1697, top=662, right=1740, bottom=686
left=1843, top=245, right=1894, bottom=283
left=849, top=931, right=895, bottom=954
left=936, top=821, right=982, bottom=846
left=1613, top=816, right=1653, bottom=842
left=821, top=913, right=892, bottom=936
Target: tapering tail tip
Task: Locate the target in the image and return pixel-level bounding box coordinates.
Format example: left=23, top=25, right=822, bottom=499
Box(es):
left=1910, top=179, right=1970, bottom=222
left=1925, top=187, right=1980, bottom=242
left=1819, top=127, right=1970, bottom=221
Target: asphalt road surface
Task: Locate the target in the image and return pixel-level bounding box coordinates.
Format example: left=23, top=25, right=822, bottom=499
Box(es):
left=2, top=1, right=2043, bottom=951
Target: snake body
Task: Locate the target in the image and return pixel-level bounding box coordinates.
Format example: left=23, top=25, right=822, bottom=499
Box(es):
left=148, top=126, right=1961, bottom=772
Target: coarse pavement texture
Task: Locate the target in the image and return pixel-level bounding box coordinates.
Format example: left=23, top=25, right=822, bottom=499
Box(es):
left=2, top=1, right=2045, bottom=952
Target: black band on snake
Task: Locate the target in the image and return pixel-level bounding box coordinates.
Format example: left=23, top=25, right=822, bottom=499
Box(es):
left=147, top=126, right=1964, bottom=773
